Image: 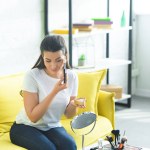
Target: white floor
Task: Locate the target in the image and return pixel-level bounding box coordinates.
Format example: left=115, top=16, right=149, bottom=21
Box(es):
left=115, top=96, right=150, bottom=148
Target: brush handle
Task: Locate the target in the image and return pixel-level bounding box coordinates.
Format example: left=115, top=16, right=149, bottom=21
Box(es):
left=63, top=64, right=67, bottom=83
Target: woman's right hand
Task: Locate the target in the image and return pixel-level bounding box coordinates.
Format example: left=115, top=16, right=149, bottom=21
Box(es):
left=53, top=78, right=68, bottom=93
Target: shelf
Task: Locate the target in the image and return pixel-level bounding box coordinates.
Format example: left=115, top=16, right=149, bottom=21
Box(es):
left=97, top=58, right=132, bottom=69
left=114, top=93, right=131, bottom=102
left=73, top=58, right=132, bottom=72
left=50, top=26, right=132, bottom=38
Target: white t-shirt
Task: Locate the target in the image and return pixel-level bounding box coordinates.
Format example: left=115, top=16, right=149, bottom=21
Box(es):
left=16, top=68, right=78, bottom=131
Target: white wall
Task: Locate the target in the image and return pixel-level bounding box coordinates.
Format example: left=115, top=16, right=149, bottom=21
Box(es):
left=132, top=0, right=150, bottom=98
left=134, top=15, right=150, bottom=97
left=0, top=0, right=44, bottom=76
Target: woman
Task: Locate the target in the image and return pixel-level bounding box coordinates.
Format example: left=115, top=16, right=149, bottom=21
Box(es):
left=10, top=35, right=85, bottom=150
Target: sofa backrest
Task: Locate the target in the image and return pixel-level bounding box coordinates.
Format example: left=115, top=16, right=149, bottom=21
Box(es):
left=0, top=69, right=107, bottom=133
left=0, top=73, right=24, bottom=133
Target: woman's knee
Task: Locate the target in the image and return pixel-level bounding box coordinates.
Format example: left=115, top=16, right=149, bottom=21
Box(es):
left=11, top=131, right=57, bottom=150
left=60, top=135, right=77, bottom=150
left=10, top=123, right=57, bottom=150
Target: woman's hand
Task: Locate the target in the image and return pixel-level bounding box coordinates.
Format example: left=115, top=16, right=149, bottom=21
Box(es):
left=70, top=98, right=86, bottom=109
left=64, top=98, right=86, bottom=118
left=53, top=78, right=68, bottom=94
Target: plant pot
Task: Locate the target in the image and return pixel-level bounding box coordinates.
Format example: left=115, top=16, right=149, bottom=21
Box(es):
left=78, top=59, right=85, bottom=66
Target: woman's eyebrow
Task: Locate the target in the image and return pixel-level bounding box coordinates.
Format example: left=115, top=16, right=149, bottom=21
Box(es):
left=55, top=57, right=62, bottom=60
left=44, top=57, right=63, bottom=61
left=45, top=58, right=51, bottom=60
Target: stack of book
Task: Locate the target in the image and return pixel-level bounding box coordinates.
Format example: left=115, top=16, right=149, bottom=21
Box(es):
left=73, top=23, right=93, bottom=32
left=92, top=18, right=113, bottom=29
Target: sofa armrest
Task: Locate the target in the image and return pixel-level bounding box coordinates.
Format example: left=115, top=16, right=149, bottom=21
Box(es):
left=97, top=90, right=115, bottom=129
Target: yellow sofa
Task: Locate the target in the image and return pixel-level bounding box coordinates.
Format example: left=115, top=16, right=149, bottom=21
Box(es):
left=0, top=70, right=115, bottom=150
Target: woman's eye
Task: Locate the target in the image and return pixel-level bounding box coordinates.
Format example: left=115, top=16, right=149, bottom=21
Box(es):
left=46, top=60, right=51, bottom=63
left=57, top=59, right=63, bottom=62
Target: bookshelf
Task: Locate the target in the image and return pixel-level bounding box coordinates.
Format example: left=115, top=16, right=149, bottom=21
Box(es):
left=44, top=0, right=133, bottom=108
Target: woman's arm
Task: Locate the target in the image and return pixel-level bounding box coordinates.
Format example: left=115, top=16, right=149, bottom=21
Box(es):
left=24, top=78, right=67, bottom=123
left=64, top=96, right=77, bottom=118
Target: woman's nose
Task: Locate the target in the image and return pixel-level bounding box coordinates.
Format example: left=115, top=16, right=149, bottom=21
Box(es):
left=51, top=62, right=57, bottom=69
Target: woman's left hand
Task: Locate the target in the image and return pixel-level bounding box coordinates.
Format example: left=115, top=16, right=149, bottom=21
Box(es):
left=70, top=99, right=86, bottom=108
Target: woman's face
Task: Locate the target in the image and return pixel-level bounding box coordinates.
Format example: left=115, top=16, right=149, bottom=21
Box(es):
left=43, top=50, right=66, bottom=77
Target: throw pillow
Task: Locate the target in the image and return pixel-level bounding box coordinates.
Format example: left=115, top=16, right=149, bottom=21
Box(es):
left=77, top=69, right=107, bottom=115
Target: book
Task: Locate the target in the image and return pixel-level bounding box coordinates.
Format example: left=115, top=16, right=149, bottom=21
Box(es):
left=94, top=21, right=113, bottom=25
left=92, top=17, right=111, bottom=21
left=94, top=24, right=112, bottom=29
left=73, top=26, right=93, bottom=31
left=73, top=23, right=93, bottom=26
left=75, top=28, right=92, bottom=32
left=51, top=28, right=78, bottom=34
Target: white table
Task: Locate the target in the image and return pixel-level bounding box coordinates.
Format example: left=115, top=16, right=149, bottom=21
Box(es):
left=84, top=142, right=150, bottom=150
left=84, top=140, right=110, bottom=150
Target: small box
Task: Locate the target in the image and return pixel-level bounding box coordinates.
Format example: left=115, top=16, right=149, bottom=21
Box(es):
left=100, top=84, right=123, bottom=99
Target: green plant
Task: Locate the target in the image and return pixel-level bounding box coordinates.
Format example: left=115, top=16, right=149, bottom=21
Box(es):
left=78, top=54, right=86, bottom=60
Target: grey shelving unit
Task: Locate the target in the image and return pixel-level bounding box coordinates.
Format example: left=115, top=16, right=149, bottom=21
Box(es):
left=105, top=0, right=133, bottom=108
left=44, top=0, right=133, bottom=108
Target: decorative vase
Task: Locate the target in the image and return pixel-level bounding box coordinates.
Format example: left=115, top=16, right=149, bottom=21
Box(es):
left=120, top=10, right=126, bottom=27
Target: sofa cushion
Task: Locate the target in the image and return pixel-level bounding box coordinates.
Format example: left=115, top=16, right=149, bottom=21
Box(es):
left=0, top=73, right=24, bottom=133
left=0, top=133, right=26, bottom=150
left=77, top=69, right=107, bottom=115
left=61, top=115, right=113, bottom=150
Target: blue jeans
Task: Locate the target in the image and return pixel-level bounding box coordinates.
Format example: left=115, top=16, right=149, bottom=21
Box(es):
left=10, top=122, right=77, bottom=150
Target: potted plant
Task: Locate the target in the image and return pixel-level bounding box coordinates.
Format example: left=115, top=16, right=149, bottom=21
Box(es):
left=78, top=54, right=86, bottom=66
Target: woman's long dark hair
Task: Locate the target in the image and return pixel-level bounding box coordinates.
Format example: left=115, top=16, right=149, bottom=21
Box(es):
left=32, top=35, right=71, bottom=69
